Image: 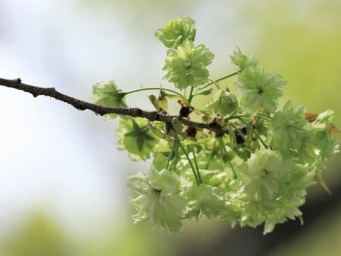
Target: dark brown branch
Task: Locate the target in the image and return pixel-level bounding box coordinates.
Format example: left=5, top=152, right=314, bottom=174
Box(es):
left=0, top=77, right=226, bottom=134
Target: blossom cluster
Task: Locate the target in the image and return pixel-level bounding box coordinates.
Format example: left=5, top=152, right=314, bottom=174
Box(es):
left=92, top=17, right=340, bottom=234
left=156, top=17, right=214, bottom=89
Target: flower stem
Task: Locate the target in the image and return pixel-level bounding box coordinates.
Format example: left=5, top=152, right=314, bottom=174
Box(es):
left=187, top=86, right=195, bottom=104
left=201, top=71, right=239, bottom=90
left=124, top=87, right=185, bottom=99
left=205, top=140, right=217, bottom=169
left=255, top=113, right=272, bottom=120
left=171, top=149, right=179, bottom=172
left=180, top=144, right=200, bottom=186
left=208, top=78, right=221, bottom=89
left=225, top=114, right=251, bottom=122
left=228, top=161, right=237, bottom=179
left=166, top=140, right=178, bottom=171
left=238, top=118, right=269, bottom=149
left=189, top=145, right=202, bottom=183
left=218, top=138, right=237, bottom=179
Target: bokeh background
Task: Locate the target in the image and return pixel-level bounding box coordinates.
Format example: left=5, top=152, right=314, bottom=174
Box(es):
left=0, top=1, right=341, bottom=255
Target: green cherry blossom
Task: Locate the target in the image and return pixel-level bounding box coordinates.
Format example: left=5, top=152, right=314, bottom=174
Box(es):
left=235, top=66, right=286, bottom=113
left=238, top=148, right=292, bottom=201
left=127, top=168, right=187, bottom=232
left=184, top=184, right=225, bottom=220
left=163, top=40, right=214, bottom=89
left=155, top=17, right=196, bottom=49
left=268, top=101, right=312, bottom=156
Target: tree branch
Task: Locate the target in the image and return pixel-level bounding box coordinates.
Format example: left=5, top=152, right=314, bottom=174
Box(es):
left=0, top=77, right=225, bottom=134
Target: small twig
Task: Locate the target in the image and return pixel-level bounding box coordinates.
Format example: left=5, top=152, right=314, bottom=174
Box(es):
left=0, top=77, right=226, bottom=134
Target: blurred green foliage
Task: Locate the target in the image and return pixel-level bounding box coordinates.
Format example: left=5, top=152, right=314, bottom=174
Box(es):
left=0, top=213, right=71, bottom=256
left=254, top=1, right=341, bottom=127
left=0, top=214, right=168, bottom=256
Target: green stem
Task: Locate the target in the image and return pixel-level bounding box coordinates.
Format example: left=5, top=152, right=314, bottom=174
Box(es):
left=124, top=87, right=185, bottom=99
left=238, top=118, right=269, bottom=149
left=171, top=149, right=179, bottom=172
left=255, top=113, right=272, bottom=120
left=218, top=138, right=226, bottom=157
left=189, top=146, right=202, bottom=183
left=208, top=78, right=221, bottom=89
left=225, top=114, right=251, bottom=122
left=187, top=86, right=195, bottom=104
left=218, top=138, right=237, bottom=179
left=201, top=71, right=239, bottom=90
left=180, top=144, right=200, bottom=186
left=166, top=141, right=178, bottom=171
left=205, top=140, right=217, bottom=169
left=228, top=161, right=237, bottom=179
left=225, top=114, right=271, bottom=123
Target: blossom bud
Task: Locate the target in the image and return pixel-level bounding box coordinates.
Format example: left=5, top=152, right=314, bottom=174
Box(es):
left=149, top=94, right=160, bottom=110
left=172, top=117, right=183, bottom=134
left=158, top=92, right=169, bottom=112
left=209, top=90, right=238, bottom=117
